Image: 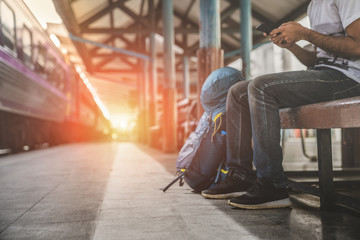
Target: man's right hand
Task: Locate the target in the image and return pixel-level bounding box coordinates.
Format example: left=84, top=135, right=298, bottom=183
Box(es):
left=263, top=25, right=317, bottom=68
left=269, top=22, right=311, bottom=49
left=263, top=31, right=294, bottom=49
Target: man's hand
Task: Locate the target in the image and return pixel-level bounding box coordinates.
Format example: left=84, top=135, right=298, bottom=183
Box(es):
left=267, top=19, right=360, bottom=59
left=263, top=21, right=317, bottom=67
left=265, top=32, right=294, bottom=49
left=268, top=22, right=310, bottom=48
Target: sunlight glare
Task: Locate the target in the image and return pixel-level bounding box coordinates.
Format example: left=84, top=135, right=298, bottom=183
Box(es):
left=76, top=66, right=111, bottom=120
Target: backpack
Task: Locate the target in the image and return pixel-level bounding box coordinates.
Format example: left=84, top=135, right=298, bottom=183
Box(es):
left=163, top=67, right=243, bottom=192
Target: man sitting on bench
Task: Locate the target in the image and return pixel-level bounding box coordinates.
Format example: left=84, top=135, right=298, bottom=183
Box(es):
left=201, top=0, right=360, bottom=209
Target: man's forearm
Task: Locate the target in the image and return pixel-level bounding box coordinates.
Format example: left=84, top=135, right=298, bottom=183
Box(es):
left=271, top=20, right=360, bottom=61
left=287, top=44, right=317, bottom=68
left=305, top=29, right=360, bottom=59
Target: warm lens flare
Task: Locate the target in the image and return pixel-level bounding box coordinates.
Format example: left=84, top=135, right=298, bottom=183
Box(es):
left=110, top=114, right=137, bottom=141
left=76, top=66, right=111, bottom=120
left=111, top=115, right=136, bottom=131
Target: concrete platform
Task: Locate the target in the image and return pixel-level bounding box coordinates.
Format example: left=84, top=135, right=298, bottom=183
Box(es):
left=0, top=142, right=360, bottom=239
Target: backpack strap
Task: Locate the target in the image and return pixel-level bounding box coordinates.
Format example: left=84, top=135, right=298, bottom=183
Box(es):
left=211, top=112, right=223, bottom=142
left=214, top=161, right=225, bottom=184
left=162, top=170, right=186, bottom=192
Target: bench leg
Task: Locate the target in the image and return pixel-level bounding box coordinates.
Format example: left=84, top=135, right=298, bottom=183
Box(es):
left=317, top=129, right=335, bottom=210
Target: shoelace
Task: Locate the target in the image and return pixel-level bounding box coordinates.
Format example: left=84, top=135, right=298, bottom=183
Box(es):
left=217, top=168, right=235, bottom=186
left=218, top=175, right=231, bottom=185
left=246, top=179, right=263, bottom=194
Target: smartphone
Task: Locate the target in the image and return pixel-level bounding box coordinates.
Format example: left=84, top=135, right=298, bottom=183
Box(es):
left=255, top=23, right=276, bottom=35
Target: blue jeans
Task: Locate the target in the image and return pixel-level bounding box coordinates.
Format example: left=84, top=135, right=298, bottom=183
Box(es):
left=226, top=68, right=360, bottom=187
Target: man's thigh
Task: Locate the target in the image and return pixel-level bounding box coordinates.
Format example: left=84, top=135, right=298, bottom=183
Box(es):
left=249, top=68, right=358, bottom=108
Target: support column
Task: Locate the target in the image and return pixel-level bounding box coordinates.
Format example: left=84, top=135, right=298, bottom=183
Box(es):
left=137, top=37, right=149, bottom=145
left=149, top=0, right=158, bottom=147
left=240, top=0, right=252, bottom=80
left=197, top=0, right=223, bottom=118
left=143, top=58, right=150, bottom=144
left=137, top=59, right=145, bottom=143
left=162, top=0, right=177, bottom=153
left=183, top=56, right=190, bottom=99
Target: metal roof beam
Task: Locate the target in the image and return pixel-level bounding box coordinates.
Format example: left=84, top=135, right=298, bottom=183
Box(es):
left=80, top=0, right=150, bottom=33
left=175, top=27, right=240, bottom=34
left=96, top=68, right=138, bottom=74
left=276, top=0, right=311, bottom=25
left=251, top=9, right=274, bottom=25
left=94, top=57, right=114, bottom=70
left=94, top=53, right=138, bottom=61
left=94, top=55, right=136, bottom=70
left=109, top=0, right=114, bottom=29
left=173, top=9, right=198, bottom=30
left=53, top=0, right=94, bottom=72
left=184, top=0, right=196, bottom=17
left=139, top=0, right=145, bottom=16
left=83, top=26, right=240, bottom=35
left=82, top=27, right=155, bottom=34
left=221, top=1, right=237, bottom=22
left=79, top=0, right=126, bottom=30
left=89, top=36, right=116, bottom=55
left=224, top=0, right=274, bottom=24
left=117, top=2, right=149, bottom=28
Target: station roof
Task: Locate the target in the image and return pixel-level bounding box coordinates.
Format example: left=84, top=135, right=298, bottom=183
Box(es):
left=50, top=0, right=310, bottom=119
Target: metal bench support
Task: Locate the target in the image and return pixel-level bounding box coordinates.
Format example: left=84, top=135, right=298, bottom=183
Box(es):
left=280, top=96, right=360, bottom=211
left=317, top=129, right=335, bottom=210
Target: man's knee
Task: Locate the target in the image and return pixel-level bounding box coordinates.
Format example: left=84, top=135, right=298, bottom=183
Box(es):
left=249, top=75, right=271, bottom=92
left=248, top=74, right=280, bottom=97
left=227, top=81, right=250, bottom=101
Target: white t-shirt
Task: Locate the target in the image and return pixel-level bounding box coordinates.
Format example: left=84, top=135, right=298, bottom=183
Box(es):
left=308, top=0, right=360, bottom=82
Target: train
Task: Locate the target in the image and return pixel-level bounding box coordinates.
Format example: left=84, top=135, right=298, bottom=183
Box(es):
left=0, top=0, right=111, bottom=154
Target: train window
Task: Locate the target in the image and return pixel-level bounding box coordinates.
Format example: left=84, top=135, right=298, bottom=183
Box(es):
left=34, top=44, right=47, bottom=79
left=57, top=67, right=65, bottom=91
left=45, top=56, right=56, bottom=85
left=0, top=1, right=16, bottom=53
left=22, top=25, right=33, bottom=67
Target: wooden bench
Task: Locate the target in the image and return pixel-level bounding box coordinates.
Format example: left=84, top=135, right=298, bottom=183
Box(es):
left=280, top=96, right=360, bottom=210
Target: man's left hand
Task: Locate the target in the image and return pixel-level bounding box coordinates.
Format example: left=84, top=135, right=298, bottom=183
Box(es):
left=270, top=22, right=310, bottom=44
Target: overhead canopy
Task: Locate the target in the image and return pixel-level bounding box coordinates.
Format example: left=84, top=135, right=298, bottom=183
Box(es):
left=51, top=0, right=310, bottom=117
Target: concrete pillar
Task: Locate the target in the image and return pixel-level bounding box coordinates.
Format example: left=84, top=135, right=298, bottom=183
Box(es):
left=162, top=0, right=177, bottom=153
left=240, top=0, right=252, bottom=80
left=197, top=0, right=223, bottom=118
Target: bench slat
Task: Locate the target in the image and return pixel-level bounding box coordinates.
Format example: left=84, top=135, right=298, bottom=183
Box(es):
left=280, top=96, right=360, bottom=129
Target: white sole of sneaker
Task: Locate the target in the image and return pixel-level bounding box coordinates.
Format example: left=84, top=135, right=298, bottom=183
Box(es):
left=228, top=198, right=292, bottom=209
left=201, top=191, right=246, bottom=199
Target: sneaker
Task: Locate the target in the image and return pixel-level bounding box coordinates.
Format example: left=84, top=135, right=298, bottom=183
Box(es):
left=228, top=178, right=292, bottom=209
left=201, top=169, right=254, bottom=199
